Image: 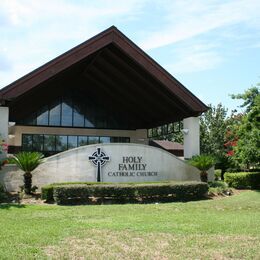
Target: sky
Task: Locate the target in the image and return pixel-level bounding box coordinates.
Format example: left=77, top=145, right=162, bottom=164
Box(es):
left=1, top=0, right=260, bottom=112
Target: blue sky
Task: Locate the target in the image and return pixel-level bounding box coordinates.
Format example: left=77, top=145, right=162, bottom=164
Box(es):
left=1, top=0, right=260, bottom=112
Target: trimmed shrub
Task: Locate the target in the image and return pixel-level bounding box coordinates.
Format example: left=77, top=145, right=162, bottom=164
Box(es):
left=209, top=181, right=228, bottom=189
left=224, top=172, right=260, bottom=189
left=41, top=181, right=174, bottom=201
left=41, top=185, right=55, bottom=202
left=41, top=182, right=115, bottom=201
left=52, top=182, right=209, bottom=205
left=208, top=181, right=231, bottom=196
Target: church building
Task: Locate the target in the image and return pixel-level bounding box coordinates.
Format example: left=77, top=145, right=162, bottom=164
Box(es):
left=0, top=26, right=207, bottom=159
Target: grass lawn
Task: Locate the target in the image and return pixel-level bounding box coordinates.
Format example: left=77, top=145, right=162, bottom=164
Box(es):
left=0, top=191, right=260, bottom=259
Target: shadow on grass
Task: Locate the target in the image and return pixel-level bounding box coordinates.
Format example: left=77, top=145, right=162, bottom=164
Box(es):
left=53, top=195, right=212, bottom=206
left=0, top=203, right=26, bottom=210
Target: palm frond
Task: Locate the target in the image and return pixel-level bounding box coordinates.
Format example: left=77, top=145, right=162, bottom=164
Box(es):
left=188, top=155, right=215, bottom=171
left=12, top=152, right=43, bottom=173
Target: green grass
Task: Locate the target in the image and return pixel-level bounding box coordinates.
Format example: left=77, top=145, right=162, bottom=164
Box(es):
left=0, top=191, right=260, bottom=259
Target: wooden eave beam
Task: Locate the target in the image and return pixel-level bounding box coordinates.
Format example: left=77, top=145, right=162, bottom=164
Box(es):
left=112, top=31, right=208, bottom=112
left=94, top=56, right=173, bottom=118
left=86, top=64, right=162, bottom=121
left=82, top=73, right=150, bottom=126
left=103, top=47, right=191, bottom=117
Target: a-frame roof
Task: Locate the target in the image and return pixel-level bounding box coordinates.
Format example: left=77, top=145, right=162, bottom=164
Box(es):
left=0, top=26, right=208, bottom=128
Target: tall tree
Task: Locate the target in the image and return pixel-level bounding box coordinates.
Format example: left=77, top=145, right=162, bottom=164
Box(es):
left=200, top=103, right=231, bottom=177
left=200, top=103, right=228, bottom=155
left=231, top=86, right=260, bottom=169
left=230, top=85, right=260, bottom=112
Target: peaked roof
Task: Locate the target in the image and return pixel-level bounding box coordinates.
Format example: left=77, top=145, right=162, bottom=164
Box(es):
left=0, top=26, right=207, bottom=114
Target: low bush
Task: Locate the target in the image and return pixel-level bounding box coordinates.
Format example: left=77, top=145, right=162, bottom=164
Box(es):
left=214, top=170, right=222, bottom=181
left=41, top=182, right=118, bottom=201
left=51, top=182, right=208, bottom=205
left=224, top=172, right=260, bottom=189
left=209, top=181, right=228, bottom=189
left=41, top=185, right=55, bottom=202
left=41, top=181, right=174, bottom=201
left=0, top=184, right=7, bottom=202
left=208, top=181, right=231, bottom=196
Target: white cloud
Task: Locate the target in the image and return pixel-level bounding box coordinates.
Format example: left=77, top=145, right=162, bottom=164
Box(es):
left=0, top=0, right=147, bottom=88
left=165, top=43, right=223, bottom=74
left=141, top=0, right=260, bottom=50
left=1, top=0, right=144, bottom=27
left=167, top=51, right=223, bottom=74
left=0, top=54, right=12, bottom=71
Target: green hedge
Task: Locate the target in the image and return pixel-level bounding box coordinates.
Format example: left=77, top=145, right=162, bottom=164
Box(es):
left=224, top=172, right=260, bottom=189
left=41, top=182, right=102, bottom=201
left=51, top=182, right=208, bottom=205
left=41, top=181, right=173, bottom=201
left=41, top=185, right=55, bottom=202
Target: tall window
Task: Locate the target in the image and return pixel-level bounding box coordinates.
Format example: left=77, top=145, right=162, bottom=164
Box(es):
left=22, top=134, right=130, bottom=156
left=61, top=98, right=73, bottom=126
left=56, top=135, right=67, bottom=152
left=49, top=100, right=61, bottom=126
left=20, top=96, right=131, bottom=129
left=73, top=104, right=85, bottom=127
left=36, top=106, right=48, bottom=125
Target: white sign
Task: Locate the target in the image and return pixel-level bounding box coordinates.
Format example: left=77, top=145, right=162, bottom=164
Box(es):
left=0, top=143, right=214, bottom=191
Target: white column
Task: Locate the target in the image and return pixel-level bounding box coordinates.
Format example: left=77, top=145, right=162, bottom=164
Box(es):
left=0, top=106, right=9, bottom=157
left=183, top=116, right=200, bottom=159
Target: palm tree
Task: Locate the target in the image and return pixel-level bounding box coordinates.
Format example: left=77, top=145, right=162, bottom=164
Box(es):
left=188, top=155, right=215, bottom=182
left=12, top=152, right=43, bottom=194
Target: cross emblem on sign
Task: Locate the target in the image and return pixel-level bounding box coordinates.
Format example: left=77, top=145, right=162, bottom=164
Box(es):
left=88, top=147, right=110, bottom=182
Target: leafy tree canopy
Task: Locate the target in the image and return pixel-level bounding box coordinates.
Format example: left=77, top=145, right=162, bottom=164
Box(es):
left=231, top=85, right=260, bottom=169
left=230, top=85, right=259, bottom=113
left=200, top=103, right=228, bottom=160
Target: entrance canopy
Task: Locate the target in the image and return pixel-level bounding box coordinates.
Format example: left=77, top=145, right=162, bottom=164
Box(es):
left=0, top=26, right=207, bottom=129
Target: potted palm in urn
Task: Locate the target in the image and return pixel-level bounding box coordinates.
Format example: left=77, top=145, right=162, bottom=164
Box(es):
left=188, top=155, right=215, bottom=183
left=12, top=152, right=43, bottom=194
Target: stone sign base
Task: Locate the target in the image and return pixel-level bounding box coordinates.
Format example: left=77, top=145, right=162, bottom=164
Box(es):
left=0, top=144, right=214, bottom=192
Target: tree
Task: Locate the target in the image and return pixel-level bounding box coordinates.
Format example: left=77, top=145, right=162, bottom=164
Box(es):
left=230, top=85, right=260, bottom=112
left=200, top=103, right=230, bottom=176
left=224, top=111, right=243, bottom=166
left=231, top=86, right=260, bottom=169
left=188, top=155, right=215, bottom=182
left=12, top=152, right=43, bottom=194
left=200, top=103, right=228, bottom=154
